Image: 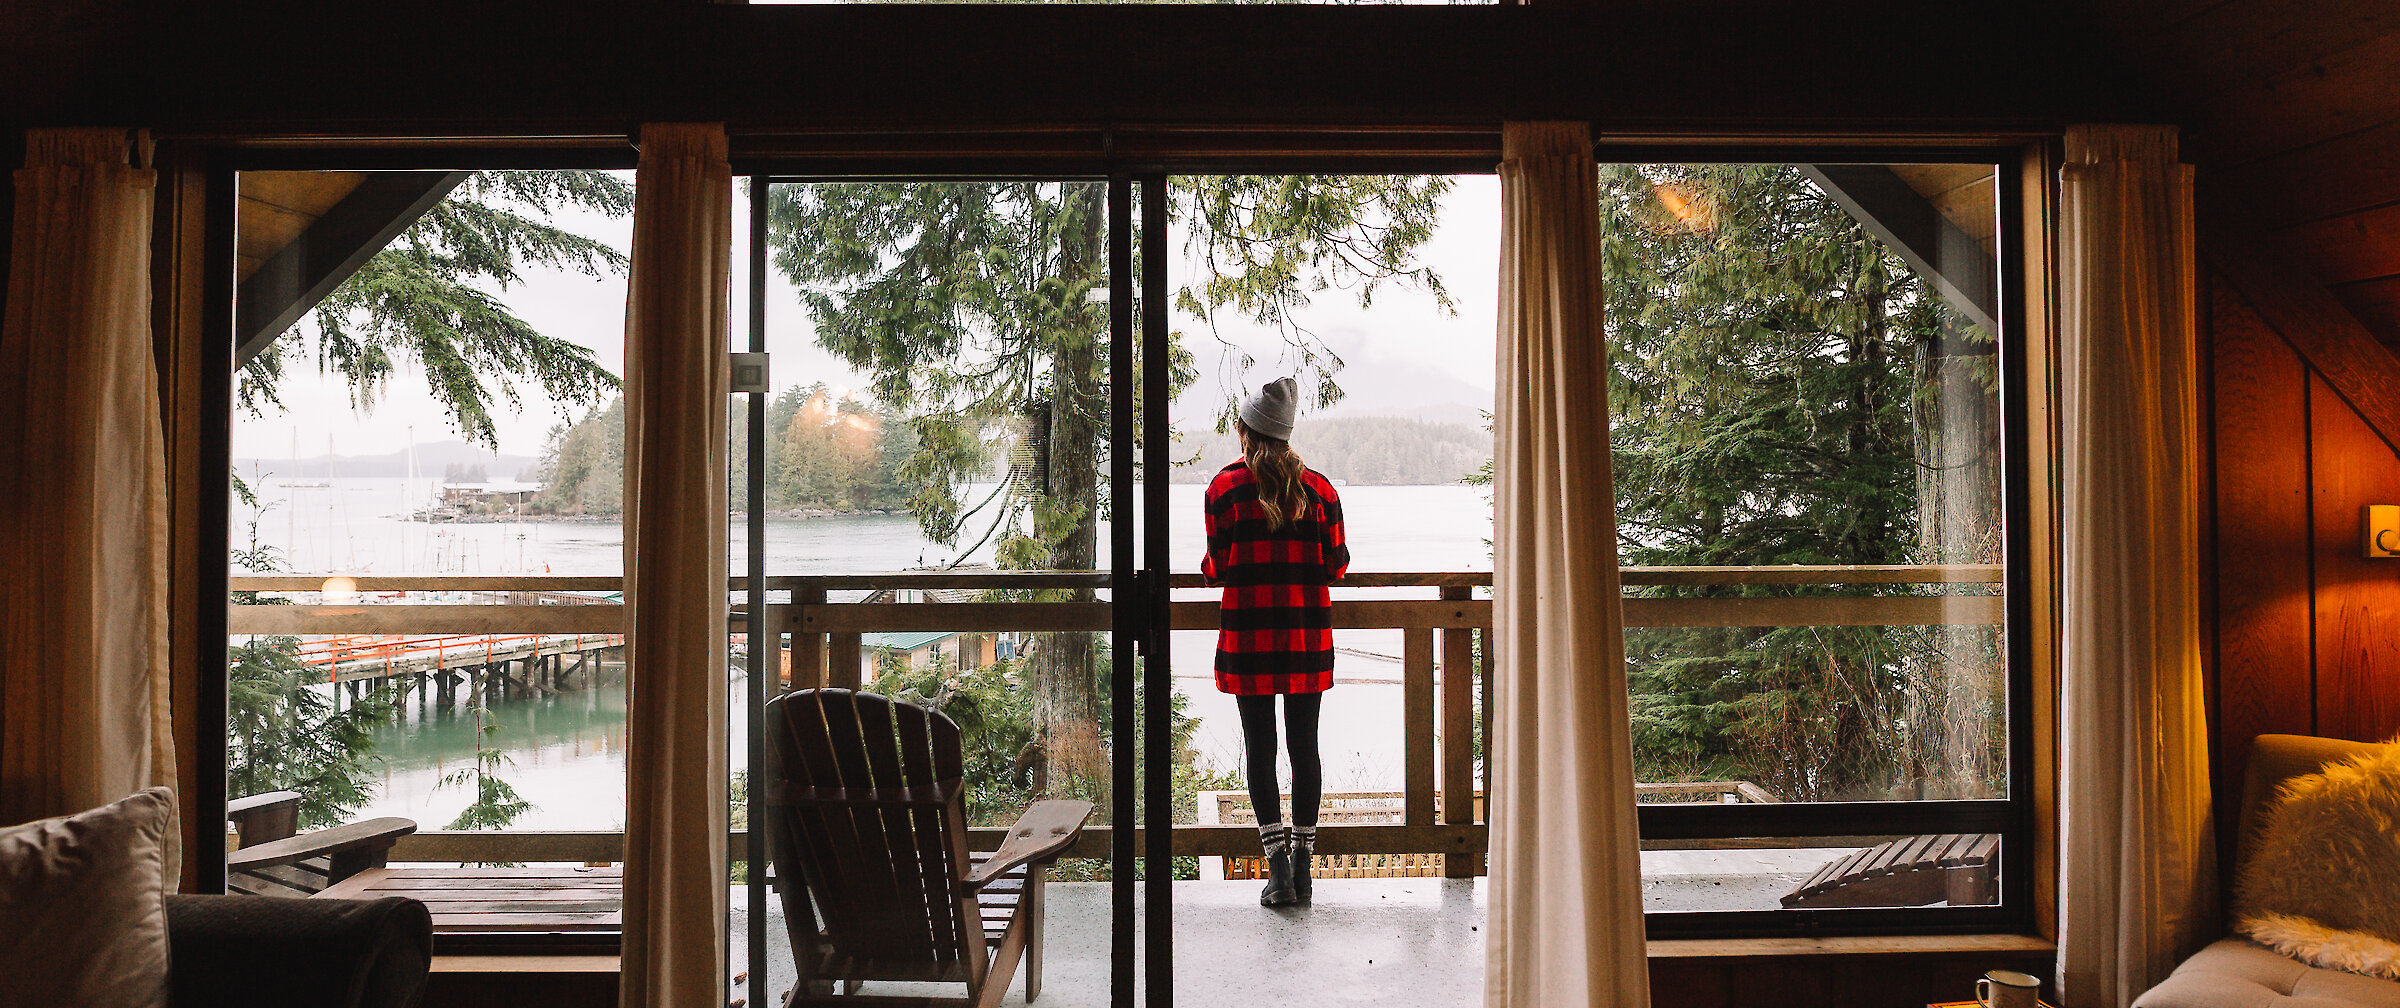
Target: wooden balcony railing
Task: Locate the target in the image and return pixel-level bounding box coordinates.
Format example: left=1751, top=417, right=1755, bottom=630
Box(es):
left=227, top=566, right=2003, bottom=869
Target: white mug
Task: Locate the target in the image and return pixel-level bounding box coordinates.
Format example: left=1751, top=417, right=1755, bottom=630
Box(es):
left=1977, top=969, right=2041, bottom=1008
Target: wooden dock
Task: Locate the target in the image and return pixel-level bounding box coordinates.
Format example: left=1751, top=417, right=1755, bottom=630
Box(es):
left=296, top=632, right=625, bottom=685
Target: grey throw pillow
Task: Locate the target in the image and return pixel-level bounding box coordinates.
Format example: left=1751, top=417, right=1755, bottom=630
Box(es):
left=0, top=787, right=175, bottom=1008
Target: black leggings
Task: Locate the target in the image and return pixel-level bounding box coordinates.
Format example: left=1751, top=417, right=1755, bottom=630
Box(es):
left=1235, top=692, right=1323, bottom=829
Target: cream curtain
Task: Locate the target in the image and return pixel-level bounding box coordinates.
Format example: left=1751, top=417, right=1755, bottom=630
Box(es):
left=2055, top=124, right=2213, bottom=1008
left=619, top=122, right=732, bottom=1008
left=1485, top=121, right=1650, bottom=1008
left=0, top=128, right=180, bottom=879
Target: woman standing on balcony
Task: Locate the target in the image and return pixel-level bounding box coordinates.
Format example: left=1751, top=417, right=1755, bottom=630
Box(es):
left=1203, top=376, right=1350, bottom=908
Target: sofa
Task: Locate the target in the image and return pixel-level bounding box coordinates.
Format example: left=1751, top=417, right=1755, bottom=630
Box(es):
left=1, top=787, right=433, bottom=1008
left=2133, top=735, right=2400, bottom=1008
left=165, top=891, right=432, bottom=1008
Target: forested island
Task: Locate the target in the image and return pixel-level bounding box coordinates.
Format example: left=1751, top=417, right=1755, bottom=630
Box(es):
left=528, top=394, right=1492, bottom=519
left=527, top=384, right=915, bottom=517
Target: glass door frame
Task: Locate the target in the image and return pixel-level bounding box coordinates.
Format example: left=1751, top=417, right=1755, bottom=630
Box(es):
left=1135, top=173, right=1175, bottom=1008
left=731, top=157, right=1491, bottom=1008
left=737, top=172, right=1171, bottom=1008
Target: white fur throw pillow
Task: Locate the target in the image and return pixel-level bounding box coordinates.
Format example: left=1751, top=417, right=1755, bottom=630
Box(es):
left=2234, top=742, right=2400, bottom=980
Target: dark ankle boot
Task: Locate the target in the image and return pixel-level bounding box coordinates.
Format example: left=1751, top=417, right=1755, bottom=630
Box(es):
left=1258, top=823, right=1297, bottom=906
left=1290, top=825, right=1316, bottom=903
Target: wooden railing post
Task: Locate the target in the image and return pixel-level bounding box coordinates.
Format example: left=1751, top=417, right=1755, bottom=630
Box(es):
left=1479, top=623, right=1495, bottom=838
left=830, top=632, right=863, bottom=691
left=792, top=587, right=826, bottom=690
left=1439, top=585, right=1480, bottom=877
left=1403, top=626, right=1436, bottom=828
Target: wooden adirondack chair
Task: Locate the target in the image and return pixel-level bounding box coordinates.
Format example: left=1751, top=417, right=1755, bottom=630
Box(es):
left=764, top=688, right=1092, bottom=1008
left=223, top=790, right=418, bottom=897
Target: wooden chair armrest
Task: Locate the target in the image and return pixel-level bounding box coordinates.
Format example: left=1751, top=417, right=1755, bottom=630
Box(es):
left=226, top=817, right=417, bottom=873
left=962, top=800, right=1092, bottom=891
left=225, top=791, right=302, bottom=817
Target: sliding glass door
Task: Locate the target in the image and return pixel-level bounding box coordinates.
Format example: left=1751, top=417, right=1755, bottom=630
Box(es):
left=734, top=175, right=1164, bottom=1007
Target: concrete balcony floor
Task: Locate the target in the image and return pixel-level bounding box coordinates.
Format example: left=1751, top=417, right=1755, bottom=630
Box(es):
left=727, top=852, right=1833, bottom=1008
left=730, top=877, right=1488, bottom=1008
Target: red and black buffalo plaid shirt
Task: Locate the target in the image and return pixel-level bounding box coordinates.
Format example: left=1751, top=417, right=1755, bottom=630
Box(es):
left=1201, top=460, right=1350, bottom=695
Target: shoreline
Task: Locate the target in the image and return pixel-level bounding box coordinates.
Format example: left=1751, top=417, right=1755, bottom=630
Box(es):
left=438, top=506, right=905, bottom=524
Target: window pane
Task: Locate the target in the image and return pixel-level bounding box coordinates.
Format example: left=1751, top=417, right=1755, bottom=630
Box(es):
left=228, top=169, right=633, bottom=895
left=1605, top=162, right=2009, bottom=806
left=737, top=178, right=1123, bottom=1005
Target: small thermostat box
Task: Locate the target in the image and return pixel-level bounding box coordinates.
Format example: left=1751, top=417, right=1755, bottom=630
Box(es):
left=730, top=352, right=770, bottom=395
left=2367, top=504, right=2400, bottom=559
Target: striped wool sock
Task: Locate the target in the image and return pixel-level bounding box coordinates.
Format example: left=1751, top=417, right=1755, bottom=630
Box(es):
left=1289, top=824, right=1316, bottom=857
left=1258, top=822, right=1292, bottom=859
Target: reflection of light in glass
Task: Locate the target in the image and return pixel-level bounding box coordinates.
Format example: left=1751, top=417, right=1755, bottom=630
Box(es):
left=322, top=575, right=359, bottom=605
left=1651, top=182, right=1716, bottom=234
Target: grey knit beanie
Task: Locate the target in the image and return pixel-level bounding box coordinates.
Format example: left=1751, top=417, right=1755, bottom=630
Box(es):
left=1239, top=377, right=1300, bottom=442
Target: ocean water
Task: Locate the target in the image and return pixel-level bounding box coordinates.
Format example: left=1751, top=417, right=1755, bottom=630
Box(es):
left=241, top=477, right=1494, bottom=830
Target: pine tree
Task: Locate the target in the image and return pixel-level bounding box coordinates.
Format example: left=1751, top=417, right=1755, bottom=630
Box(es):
left=237, top=171, right=634, bottom=447
left=531, top=397, right=625, bottom=515
left=439, top=692, right=533, bottom=834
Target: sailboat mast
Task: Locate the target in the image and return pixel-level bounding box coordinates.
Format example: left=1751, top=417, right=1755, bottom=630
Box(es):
left=287, top=429, right=298, bottom=558
left=404, top=426, right=415, bottom=578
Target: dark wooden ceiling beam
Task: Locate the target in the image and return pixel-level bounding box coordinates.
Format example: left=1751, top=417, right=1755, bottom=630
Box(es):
left=1800, top=164, right=2000, bottom=335
left=6, top=4, right=2142, bottom=133
left=2206, top=223, right=2400, bottom=454
left=2215, top=118, right=2400, bottom=230
left=236, top=171, right=467, bottom=367
left=2182, top=26, right=2400, bottom=165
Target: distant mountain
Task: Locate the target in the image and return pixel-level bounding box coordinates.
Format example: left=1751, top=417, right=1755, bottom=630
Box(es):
left=1171, top=415, right=1490, bottom=486
left=234, top=440, right=541, bottom=482
left=1173, top=352, right=1492, bottom=432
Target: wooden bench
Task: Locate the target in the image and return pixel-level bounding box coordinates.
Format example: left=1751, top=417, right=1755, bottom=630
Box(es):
left=315, top=864, right=623, bottom=954
left=1780, top=833, right=1998, bottom=909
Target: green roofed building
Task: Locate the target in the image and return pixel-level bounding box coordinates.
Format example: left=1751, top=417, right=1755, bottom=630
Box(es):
left=857, top=630, right=1006, bottom=680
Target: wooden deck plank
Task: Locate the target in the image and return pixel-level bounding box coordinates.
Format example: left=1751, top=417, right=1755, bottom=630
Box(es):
left=426, top=916, right=621, bottom=930
left=1883, top=835, right=1945, bottom=876
left=316, top=864, right=626, bottom=942
left=405, top=899, right=623, bottom=913
left=370, top=883, right=623, bottom=897
left=380, top=866, right=623, bottom=878
left=1959, top=833, right=1999, bottom=864
left=1855, top=837, right=1914, bottom=878
left=1937, top=834, right=1987, bottom=867
left=380, top=864, right=624, bottom=873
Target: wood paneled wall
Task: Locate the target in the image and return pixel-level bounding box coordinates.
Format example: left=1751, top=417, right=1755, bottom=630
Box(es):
left=2208, top=271, right=2400, bottom=843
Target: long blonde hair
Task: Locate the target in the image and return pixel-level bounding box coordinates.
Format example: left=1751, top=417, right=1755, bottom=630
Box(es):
left=1240, top=423, right=1312, bottom=532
